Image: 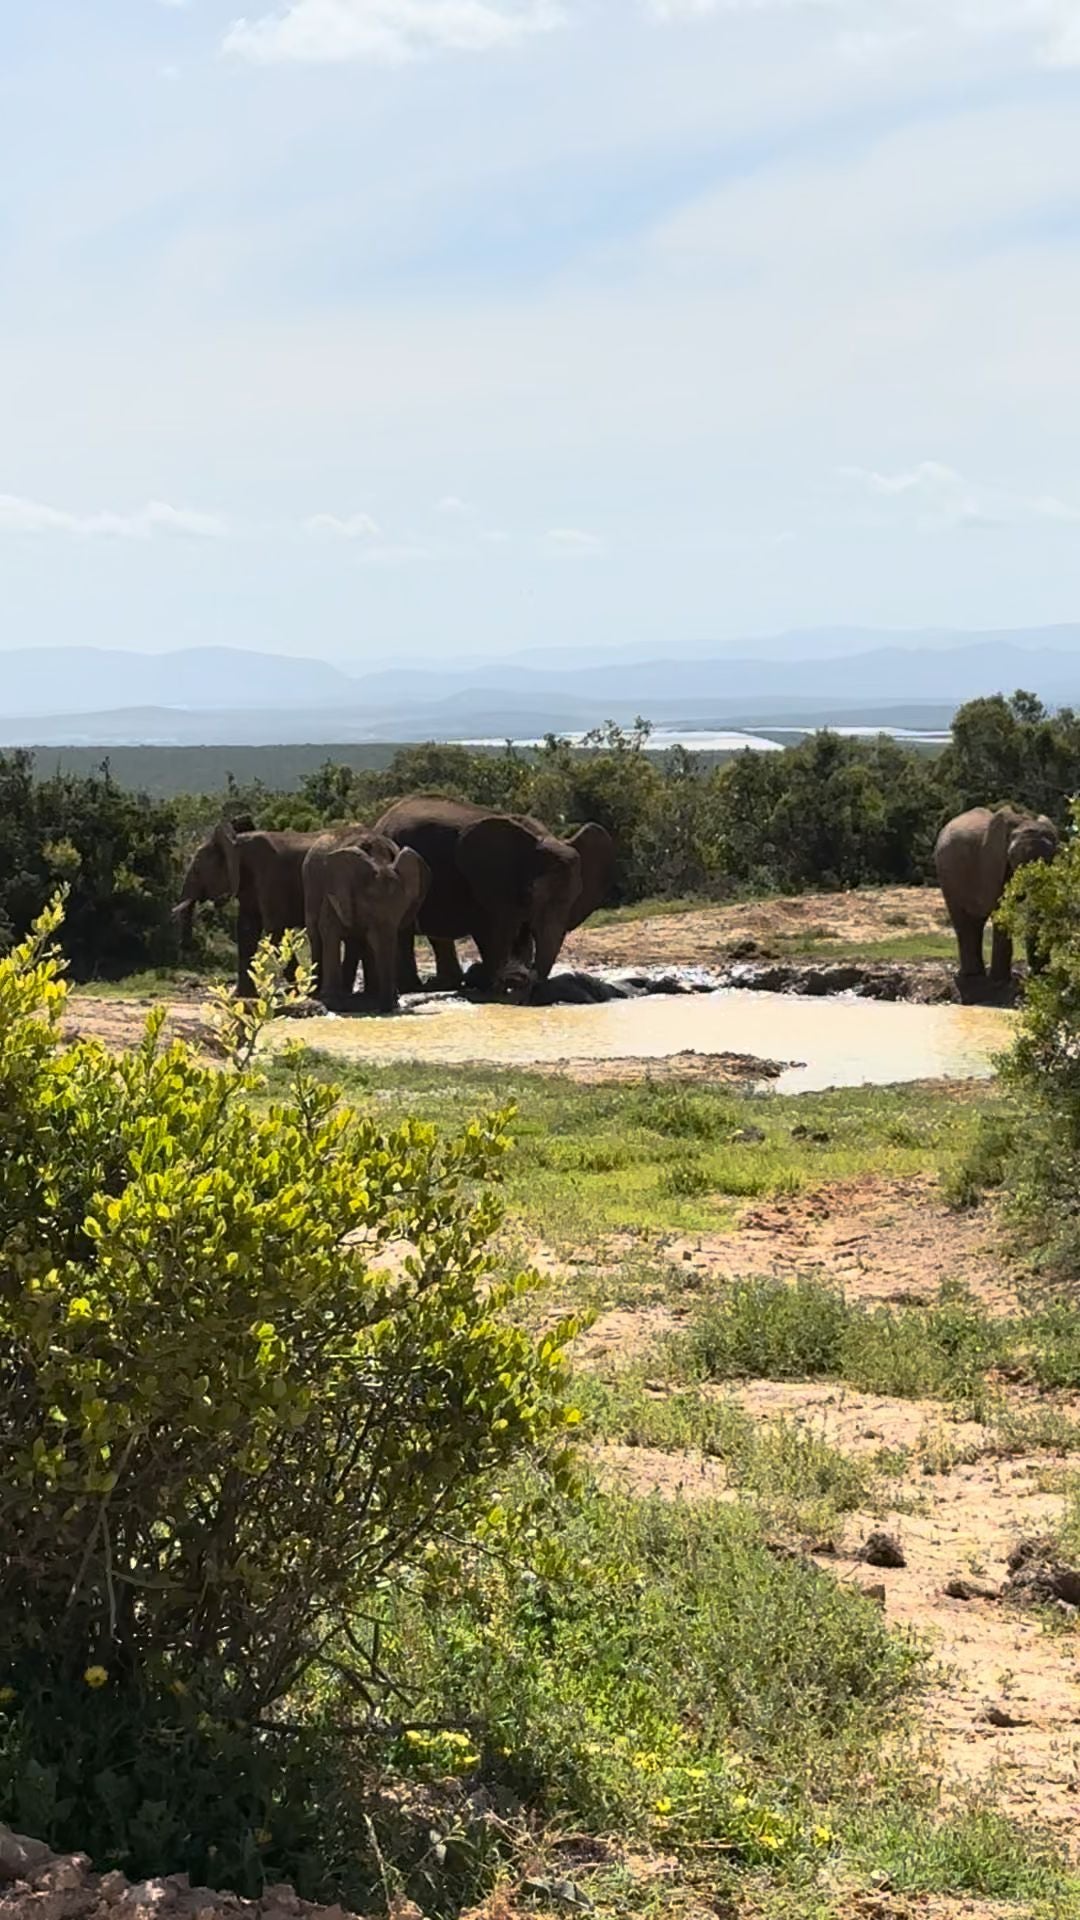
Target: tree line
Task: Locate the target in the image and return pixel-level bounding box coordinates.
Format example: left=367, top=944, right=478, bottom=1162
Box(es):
left=4, top=691, right=1079, bottom=978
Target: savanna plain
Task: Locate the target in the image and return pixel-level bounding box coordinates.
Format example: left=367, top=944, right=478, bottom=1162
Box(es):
left=54, top=882, right=1080, bottom=1920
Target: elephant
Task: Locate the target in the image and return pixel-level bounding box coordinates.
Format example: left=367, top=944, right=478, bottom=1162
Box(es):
left=175, top=816, right=369, bottom=998
left=373, top=795, right=615, bottom=996
left=934, top=805, right=1059, bottom=982
left=302, top=832, right=430, bottom=1012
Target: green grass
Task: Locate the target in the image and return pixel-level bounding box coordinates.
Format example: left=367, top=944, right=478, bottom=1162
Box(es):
left=767, top=930, right=956, bottom=964
left=578, top=1376, right=878, bottom=1536
left=264, top=1056, right=995, bottom=1246
left=670, top=1276, right=1018, bottom=1409
left=70, top=966, right=222, bottom=999
left=384, top=1481, right=923, bottom=1861
left=586, top=894, right=708, bottom=927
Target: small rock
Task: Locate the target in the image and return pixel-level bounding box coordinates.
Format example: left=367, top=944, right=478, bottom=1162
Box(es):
left=945, top=1577, right=999, bottom=1601
left=732, top=1126, right=765, bottom=1145
left=982, top=1702, right=1028, bottom=1728
left=0, top=1826, right=56, bottom=1883
left=864, top=1584, right=887, bottom=1608
left=860, top=1531, right=906, bottom=1570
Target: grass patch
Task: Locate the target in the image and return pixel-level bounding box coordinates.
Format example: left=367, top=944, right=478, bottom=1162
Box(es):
left=849, top=1801, right=1076, bottom=1902
left=386, top=1481, right=923, bottom=1865
left=768, top=931, right=957, bottom=964
left=263, top=1056, right=996, bottom=1247
left=578, top=1375, right=874, bottom=1535
left=672, top=1278, right=1014, bottom=1408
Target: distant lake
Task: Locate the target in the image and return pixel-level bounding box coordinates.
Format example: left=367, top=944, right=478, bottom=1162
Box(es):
left=459, top=726, right=952, bottom=754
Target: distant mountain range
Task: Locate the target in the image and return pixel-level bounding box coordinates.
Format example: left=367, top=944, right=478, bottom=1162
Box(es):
left=2, top=628, right=1080, bottom=745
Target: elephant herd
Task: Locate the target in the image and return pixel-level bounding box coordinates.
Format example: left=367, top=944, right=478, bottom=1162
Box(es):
left=176, top=791, right=1059, bottom=1010
left=174, top=794, right=616, bottom=1010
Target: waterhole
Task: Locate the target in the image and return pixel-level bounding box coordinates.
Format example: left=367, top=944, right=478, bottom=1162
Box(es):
left=276, top=980, right=1013, bottom=1092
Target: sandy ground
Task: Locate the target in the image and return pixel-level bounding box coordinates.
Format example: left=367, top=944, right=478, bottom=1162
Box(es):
left=564, top=886, right=953, bottom=971
left=578, top=1170, right=1080, bottom=1860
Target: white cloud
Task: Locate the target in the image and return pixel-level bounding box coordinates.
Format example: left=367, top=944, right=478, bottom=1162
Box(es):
left=647, top=0, right=1080, bottom=69
left=437, top=493, right=474, bottom=515
left=304, top=509, right=382, bottom=538
left=841, top=462, right=1080, bottom=532
left=545, top=526, right=603, bottom=552
left=223, top=0, right=564, bottom=65
left=0, top=495, right=227, bottom=539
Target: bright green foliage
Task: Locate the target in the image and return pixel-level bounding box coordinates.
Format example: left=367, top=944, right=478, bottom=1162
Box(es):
left=0, top=900, right=576, bottom=1730
left=998, top=798, right=1080, bottom=1276
left=388, top=1485, right=920, bottom=1862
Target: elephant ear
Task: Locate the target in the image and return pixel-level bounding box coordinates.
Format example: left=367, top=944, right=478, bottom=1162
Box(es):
left=393, top=846, right=430, bottom=913
left=565, top=823, right=615, bottom=931
left=326, top=846, right=380, bottom=923
left=212, top=820, right=242, bottom=895
left=457, top=815, right=538, bottom=906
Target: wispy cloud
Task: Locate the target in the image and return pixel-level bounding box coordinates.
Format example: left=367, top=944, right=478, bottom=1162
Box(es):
left=648, top=0, right=1080, bottom=69
left=841, top=462, right=1080, bottom=532
left=0, top=495, right=227, bottom=540
left=545, top=526, right=603, bottom=553
left=304, top=509, right=383, bottom=539
left=223, top=0, right=564, bottom=66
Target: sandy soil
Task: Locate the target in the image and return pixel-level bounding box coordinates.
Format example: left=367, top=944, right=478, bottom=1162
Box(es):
left=579, top=1165, right=1080, bottom=1861
left=663, top=1173, right=1020, bottom=1314
left=564, top=886, right=953, bottom=971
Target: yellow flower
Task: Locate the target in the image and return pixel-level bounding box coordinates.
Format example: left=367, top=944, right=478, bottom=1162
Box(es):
left=83, top=1666, right=108, bottom=1689
left=759, top=1833, right=782, bottom=1852
left=654, top=1797, right=673, bottom=1816
left=813, top=1824, right=833, bottom=1848
left=0, top=1687, right=15, bottom=1706
left=67, top=1298, right=94, bottom=1323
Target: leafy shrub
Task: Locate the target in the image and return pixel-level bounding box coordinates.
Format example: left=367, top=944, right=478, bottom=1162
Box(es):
left=0, top=904, right=577, bottom=1885
left=676, top=1276, right=851, bottom=1381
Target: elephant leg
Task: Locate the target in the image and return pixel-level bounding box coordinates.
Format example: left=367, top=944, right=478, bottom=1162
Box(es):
left=396, top=928, right=423, bottom=994
left=342, top=938, right=362, bottom=999
left=306, top=919, right=324, bottom=999
left=236, top=906, right=261, bottom=998
left=990, top=922, right=1014, bottom=984
left=318, top=908, right=346, bottom=1007
left=432, top=937, right=465, bottom=992
left=950, top=908, right=986, bottom=978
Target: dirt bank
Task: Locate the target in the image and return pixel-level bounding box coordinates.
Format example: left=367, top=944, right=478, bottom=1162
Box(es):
left=565, top=885, right=953, bottom=970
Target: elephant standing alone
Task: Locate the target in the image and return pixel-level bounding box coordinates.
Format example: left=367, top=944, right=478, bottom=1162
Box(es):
left=374, top=795, right=615, bottom=995
left=934, top=805, right=1058, bottom=982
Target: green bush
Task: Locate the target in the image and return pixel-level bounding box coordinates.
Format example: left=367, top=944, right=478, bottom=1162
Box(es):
left=677, top=1276, right=852, bottom=1381
left=0, top=904, right=577, bottom=1885
left=997, top=797, right=1080, bottom=1277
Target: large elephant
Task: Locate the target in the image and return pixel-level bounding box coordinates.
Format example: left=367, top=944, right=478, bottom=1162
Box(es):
left=175, top=817, right=375, bottom=997
left=935, top=805, right=1058, bottom=981
left=302, top=832, right=429, bottom=1012
left=373, top=796, right=615, bottom=995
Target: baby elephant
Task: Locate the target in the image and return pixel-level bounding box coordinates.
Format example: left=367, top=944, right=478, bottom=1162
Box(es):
left=303, top=832, right=430, bottom=1012
left=935, top=805, right=1058, bottom=982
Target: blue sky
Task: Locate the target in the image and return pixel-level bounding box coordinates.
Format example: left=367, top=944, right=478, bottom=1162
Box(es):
left=5, top=1, right=1080, bottom=661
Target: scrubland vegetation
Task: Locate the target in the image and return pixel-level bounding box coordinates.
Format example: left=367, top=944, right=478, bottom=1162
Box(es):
left=4, top=690, right=1080, bottom=978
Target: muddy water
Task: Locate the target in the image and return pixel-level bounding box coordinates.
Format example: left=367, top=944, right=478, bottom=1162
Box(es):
left=280, top=985, right=1013, bottom=1092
